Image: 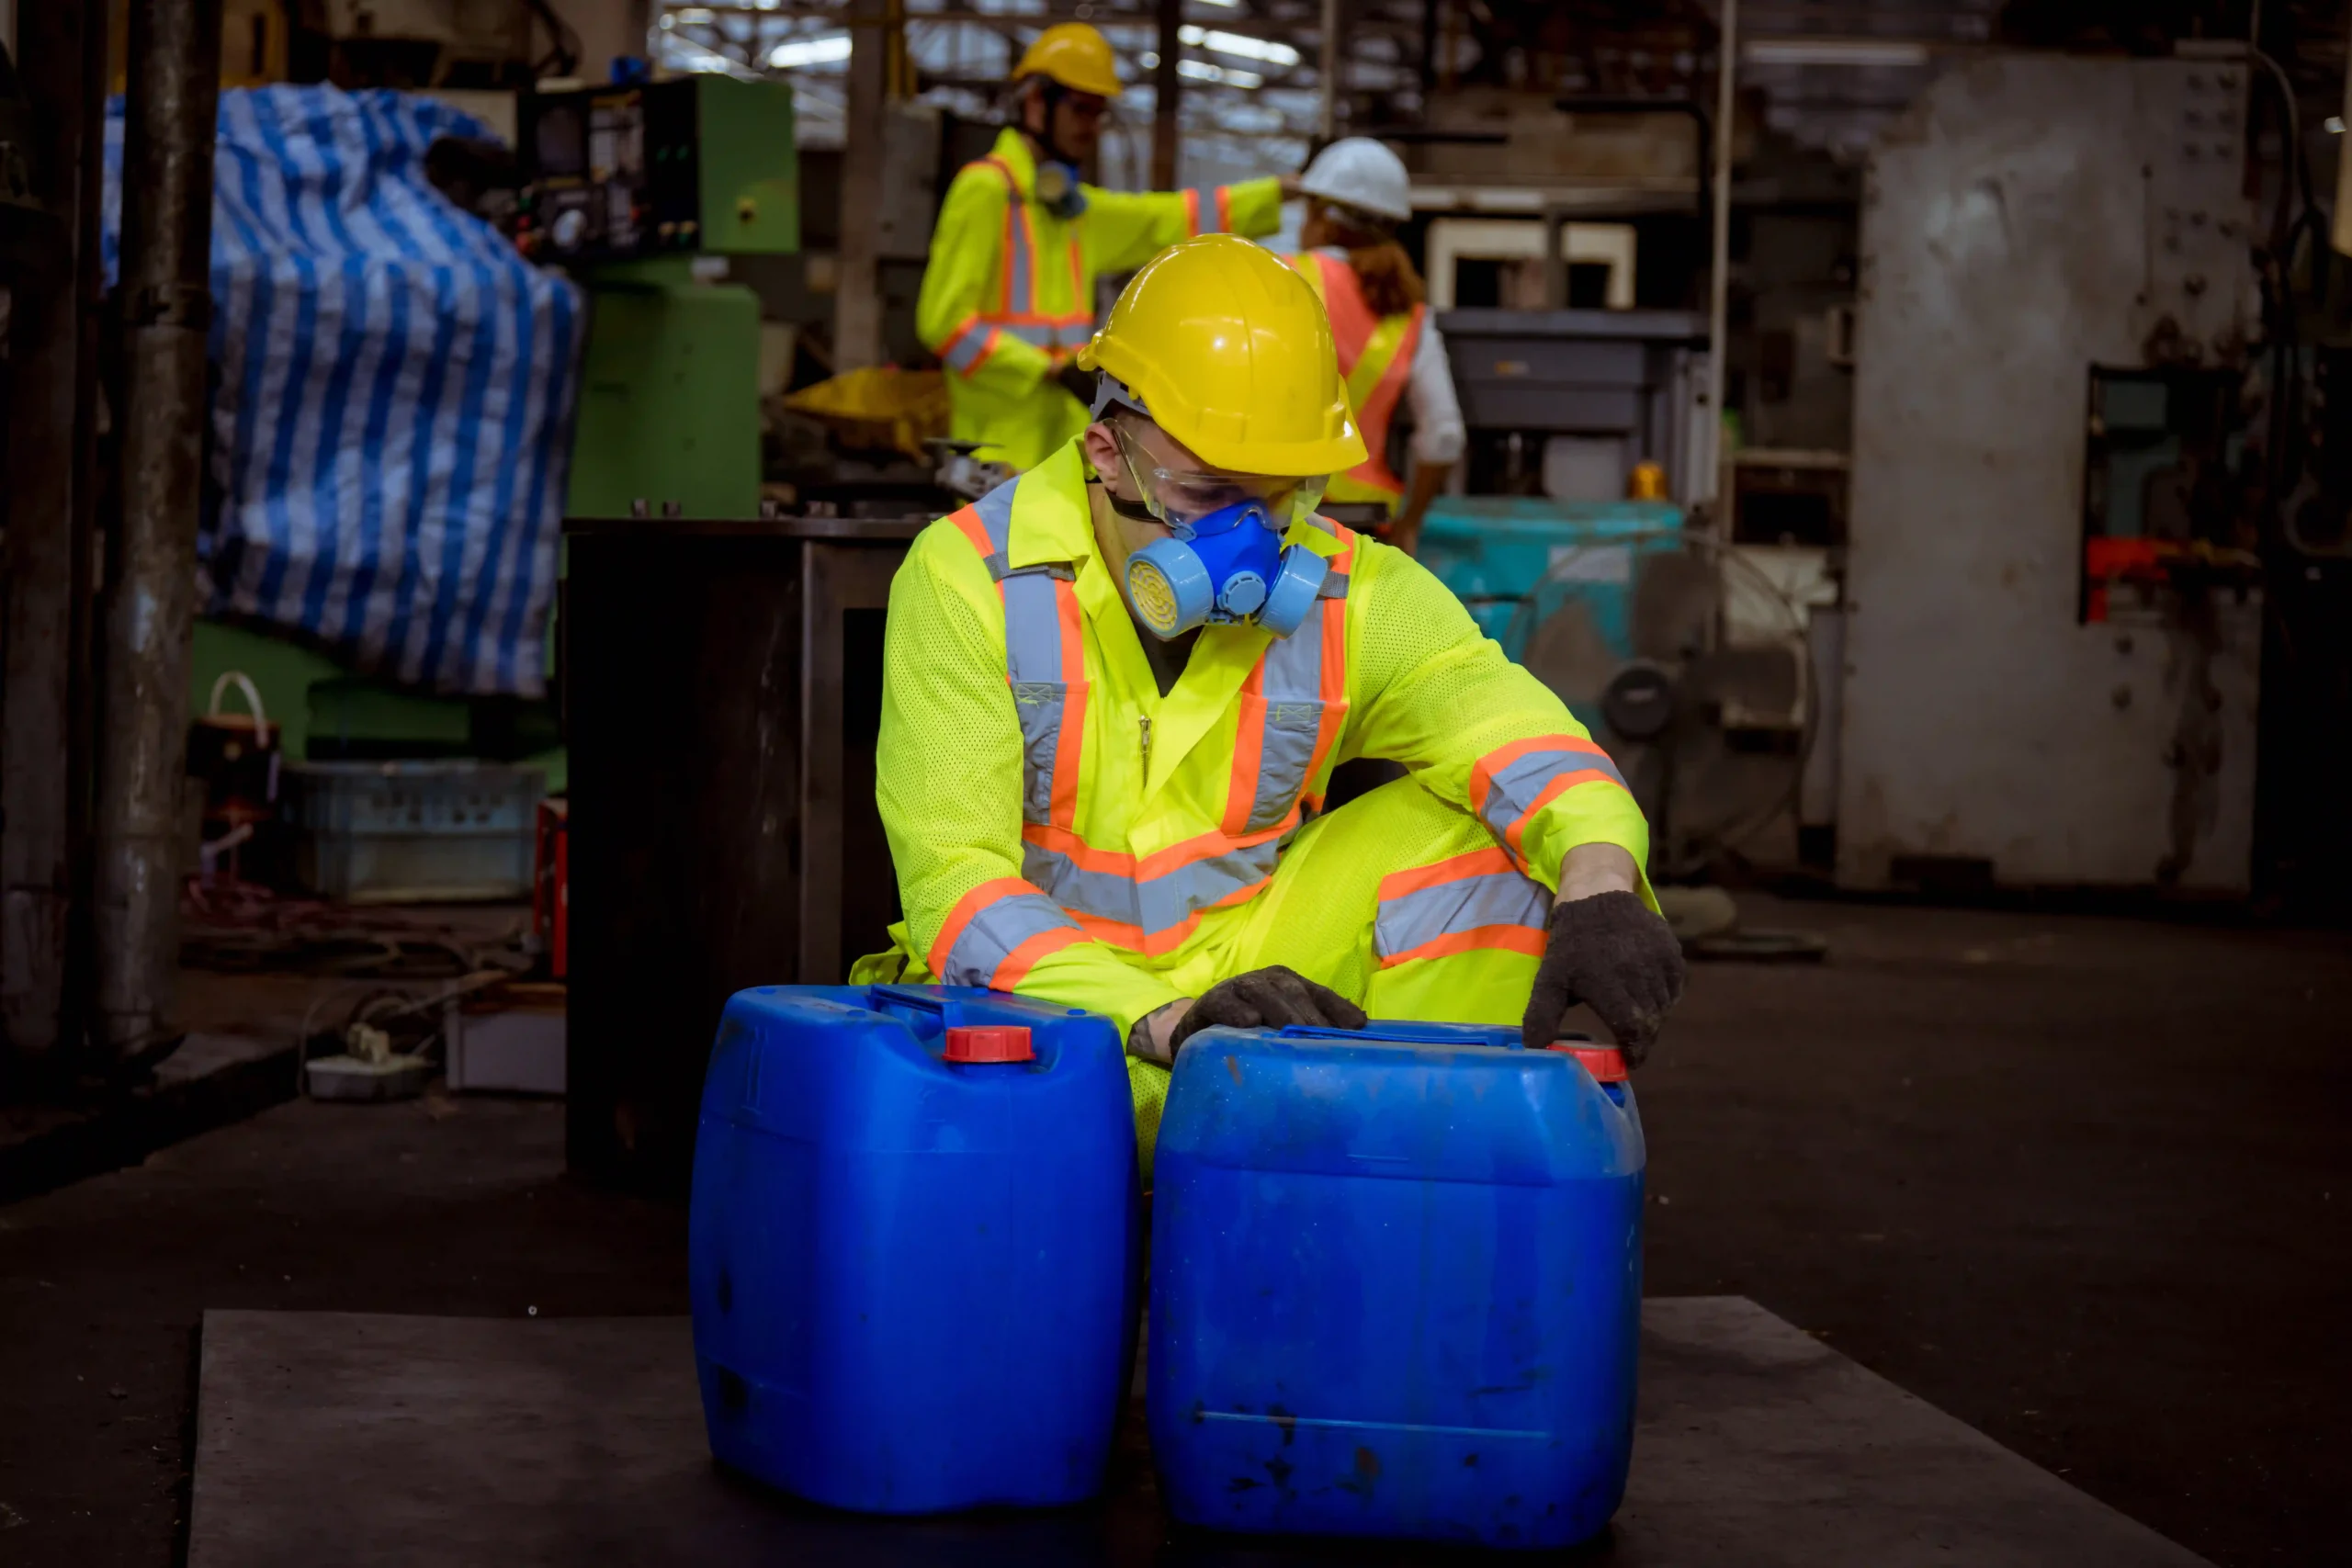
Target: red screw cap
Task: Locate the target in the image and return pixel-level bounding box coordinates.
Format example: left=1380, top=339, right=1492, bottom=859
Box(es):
left=943, top=1025, right=1035, bottom=1064
left=1551, top=1042, right=1628, bottom=1082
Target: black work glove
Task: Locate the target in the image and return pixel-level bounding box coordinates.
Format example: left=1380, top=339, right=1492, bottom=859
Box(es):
left=1055, top=362, right=1098, bottom=410
left=1167, top=965, right=1368, bottom=1056
left=1520, top=891, right=1686, bottom=1068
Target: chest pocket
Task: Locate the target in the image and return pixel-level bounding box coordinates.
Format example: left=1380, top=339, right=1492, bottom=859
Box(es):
left=1001, top=567, right=1088, bottom=829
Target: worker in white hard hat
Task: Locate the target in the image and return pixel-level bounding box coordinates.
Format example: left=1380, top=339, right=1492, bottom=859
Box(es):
left=1283, top=137, right=1464, bottom=556
left=916, top=22, right=1293, bottom=472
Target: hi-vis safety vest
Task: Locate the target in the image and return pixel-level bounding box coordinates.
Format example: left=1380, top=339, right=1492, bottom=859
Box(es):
left=870, top=441, right=1653, bottom=1038
left=1286, top=252, right=1425, bottom=506
left=916, top=130, right=1284, bottom=472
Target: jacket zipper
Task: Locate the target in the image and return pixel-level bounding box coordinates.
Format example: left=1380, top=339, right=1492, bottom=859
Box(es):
left=1139, top=715, right=1153, bottom=778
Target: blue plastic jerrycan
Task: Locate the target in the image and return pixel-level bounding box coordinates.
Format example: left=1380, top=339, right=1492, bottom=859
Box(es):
left=1148, top=1021, right=1645, bottom=1550
left=688, top=984, right=1142, bottom=1515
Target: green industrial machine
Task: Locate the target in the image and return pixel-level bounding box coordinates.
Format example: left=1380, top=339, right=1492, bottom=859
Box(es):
left=187, top=77, right=798, bottom=774
left=518, top=74, right=800, bottom=519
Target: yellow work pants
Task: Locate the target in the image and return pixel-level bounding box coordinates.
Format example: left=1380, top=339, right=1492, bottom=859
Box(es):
left=1126, top=777, right=1547, bottom=1174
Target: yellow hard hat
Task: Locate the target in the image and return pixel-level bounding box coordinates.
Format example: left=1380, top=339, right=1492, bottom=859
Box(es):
left=1012, top=22, right=1123, bottom=98
left=1079, top=235, right=1368, bottom=477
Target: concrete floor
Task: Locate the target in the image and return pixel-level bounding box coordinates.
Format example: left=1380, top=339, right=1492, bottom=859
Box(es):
left=0, top=894, right=2346, bottom=1566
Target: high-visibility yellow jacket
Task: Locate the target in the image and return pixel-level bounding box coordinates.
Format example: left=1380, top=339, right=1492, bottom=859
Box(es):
left=915, top=130, right=1283, bottom=472
left=1285, top=252, right=1424, bottom=506
left=871, top=439, right=1654, bottom=1038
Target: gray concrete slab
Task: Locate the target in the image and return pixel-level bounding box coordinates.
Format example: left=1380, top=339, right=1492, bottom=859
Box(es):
left=188, top=1299, right=2209, bottom=1567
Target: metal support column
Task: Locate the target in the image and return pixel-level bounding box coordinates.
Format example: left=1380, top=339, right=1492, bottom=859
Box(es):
left=1701, top=0, right=1738, bottom=511
left=834, top=0, right=888, bottom=372
left=2, top=0, right=107, bottom=1082
left=1151, top=0, right=1181, bottom=189
left=94, top=0, right=220, bottom=1064
left=1319, top=0, right=1341, bottom=142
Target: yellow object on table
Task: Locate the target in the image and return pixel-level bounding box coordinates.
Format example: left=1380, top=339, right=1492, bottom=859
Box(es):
left=784, top=367, right=949, bottom=462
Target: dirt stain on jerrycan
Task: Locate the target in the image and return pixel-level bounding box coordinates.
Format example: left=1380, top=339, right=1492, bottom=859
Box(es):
left=1149, top=1021, right=1645, bottom=1549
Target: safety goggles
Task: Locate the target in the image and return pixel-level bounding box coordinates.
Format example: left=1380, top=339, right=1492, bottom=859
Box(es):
left=1113, top=421, right=1329, bottom=534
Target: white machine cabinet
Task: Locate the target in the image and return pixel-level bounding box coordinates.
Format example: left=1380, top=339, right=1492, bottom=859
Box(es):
left=1840, top=52, right=2263, bottom=894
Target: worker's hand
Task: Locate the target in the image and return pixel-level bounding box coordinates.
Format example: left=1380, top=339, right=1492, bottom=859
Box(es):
left=1055, top=362, right=1098, bottom=410
left=1278, top=173, right=1306, bottom=200
left=1520, top=891, right=1685, bottom=1068
left=1143, top=966, right=1366, bottom=1062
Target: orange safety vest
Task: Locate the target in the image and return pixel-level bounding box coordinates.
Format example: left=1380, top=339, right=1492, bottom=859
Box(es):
left=1286, top=252, right=1425, bottom=505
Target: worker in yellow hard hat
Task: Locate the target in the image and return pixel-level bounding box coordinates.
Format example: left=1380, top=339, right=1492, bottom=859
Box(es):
left=914, top=22, right=1293, bottom=472
left=859, top=237, right=1684, bottom=1173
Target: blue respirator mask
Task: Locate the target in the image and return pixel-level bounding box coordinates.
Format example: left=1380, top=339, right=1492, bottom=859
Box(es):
left=1033, top=159, right=1088, bottom=220
left=1108, top=423, right=1330, bottom=640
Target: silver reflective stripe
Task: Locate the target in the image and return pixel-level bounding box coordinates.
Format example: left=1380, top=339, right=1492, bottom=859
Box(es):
left=1237, top=608, right=1332, bottom=832
left=1001, top=576, right=1064, bottom=684
left=940, top=889, right=1084, bottom=987
left=971, top=478, right=1017, bottom=552
left=998, top=320, right=1057, bottom=348
left=942, top=325, right=996, bottom=373
left=1374, top=869, right=1550, bottom=963
left=1476, top=741, right=1630, bottom=840
left=1190, top=187, right=1224, bottom=232
left=985, top=479, right=1076, bottom=827
left=1023, top=834, right=1284, bottom=939
left=1003, top=566, right=1067, bottom=825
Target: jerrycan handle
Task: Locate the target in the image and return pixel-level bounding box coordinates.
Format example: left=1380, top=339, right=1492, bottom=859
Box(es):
left=1276, top=1021, right=1524, bottom=1048
left=865, top=984, right=956, bottom=1030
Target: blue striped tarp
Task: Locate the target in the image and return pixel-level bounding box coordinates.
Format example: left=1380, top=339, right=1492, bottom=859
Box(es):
left=104, top=85, right=583, bottom=697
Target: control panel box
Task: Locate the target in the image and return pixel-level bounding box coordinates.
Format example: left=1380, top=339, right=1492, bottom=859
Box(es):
left=516, top=75, right=798, bottom=264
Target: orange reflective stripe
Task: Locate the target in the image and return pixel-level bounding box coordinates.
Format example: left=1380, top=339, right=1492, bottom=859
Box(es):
left=1047, top=580, right=1088, bottom=829
left=1221, top=664, right=1270, bottom=838
left=1377, top=923, right=1550, bottom=969
left=949, top=507, right=996, bottom=560
left=1376, top=846, right=1521, bottom=903
left=1502, top=770, right=1622, bottom=865
left=1295, top=531, right=1353, bottom=810
left=1216, top=186, right=1234, bottom=232
left=928, top=875, right=1038, bottom=977
left=994, top=925, right=1089, bottom=987
left=1182, top=187, right=1202, bottom=235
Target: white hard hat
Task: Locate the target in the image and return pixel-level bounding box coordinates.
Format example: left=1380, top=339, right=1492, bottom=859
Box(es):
left=1297, top=137, right=1412, bottom=225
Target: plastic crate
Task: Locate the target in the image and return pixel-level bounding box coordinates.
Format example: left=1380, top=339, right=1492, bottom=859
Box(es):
left=283, top=761, right=545, bottom=904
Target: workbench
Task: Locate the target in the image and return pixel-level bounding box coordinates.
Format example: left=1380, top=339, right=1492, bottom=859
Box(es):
left=185, top=1299, right=2210, bottom=1567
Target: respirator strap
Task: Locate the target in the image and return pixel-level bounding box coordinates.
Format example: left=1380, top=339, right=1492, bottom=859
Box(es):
left=1317, top=570, right=1350, bottom=599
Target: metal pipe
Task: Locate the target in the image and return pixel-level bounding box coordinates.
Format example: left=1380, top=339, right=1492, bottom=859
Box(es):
left=1318, top=0, right=1340, bottom=142
left=1702, top=0, right=1737, bottom=513
left=4, top=0, right=108, bottom=1083
left=1151, top=0, right=1181, bottom=189
left=834, top=0, right=887, bottom=370
left=94, top=0, right=221, bottom=1064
